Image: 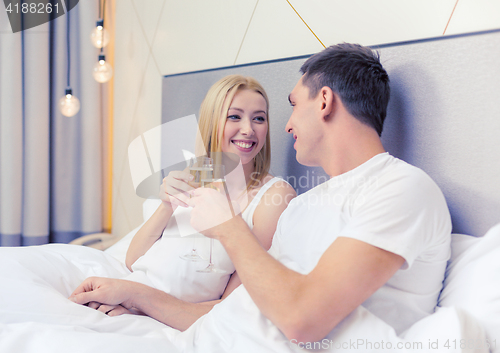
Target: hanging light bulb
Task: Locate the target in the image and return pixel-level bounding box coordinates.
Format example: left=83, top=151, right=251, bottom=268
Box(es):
left=92, top=54, right=113, bottom=83
left=59, top=88, right=81, bottom=117
left=90, top=19, right=109, bottom=48
left=59, top=6, right=80, bottom=117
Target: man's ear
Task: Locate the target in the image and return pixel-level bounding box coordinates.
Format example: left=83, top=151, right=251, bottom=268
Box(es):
left=319, top=86, right=336, bottom=121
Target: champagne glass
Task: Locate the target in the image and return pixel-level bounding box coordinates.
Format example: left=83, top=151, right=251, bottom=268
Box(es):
left=180, top=156, right=213, bottom=262
left=197, top=164, right=234, bottom=273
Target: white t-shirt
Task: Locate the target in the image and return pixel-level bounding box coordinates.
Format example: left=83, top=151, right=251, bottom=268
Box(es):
left=126, top=177, right=285, bottom=303
left=269, top=153, right=451, bottom=334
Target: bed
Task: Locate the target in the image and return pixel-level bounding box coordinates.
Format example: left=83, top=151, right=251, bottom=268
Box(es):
left=1, top=29, right=500, bottom=352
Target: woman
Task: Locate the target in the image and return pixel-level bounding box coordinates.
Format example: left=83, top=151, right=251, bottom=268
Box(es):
left=0, top=75, right=293, bottom=333
left=83, top=75, right=296, bottom=324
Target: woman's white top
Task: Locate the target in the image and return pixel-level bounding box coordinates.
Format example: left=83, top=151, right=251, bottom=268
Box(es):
left=125, top=177, right=285, bottom=303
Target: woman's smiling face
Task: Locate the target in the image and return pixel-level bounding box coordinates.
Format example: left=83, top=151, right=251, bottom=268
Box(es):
left=220, top=88, right=268, bottom=166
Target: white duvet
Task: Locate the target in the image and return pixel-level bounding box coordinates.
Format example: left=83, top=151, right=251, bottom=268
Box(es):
left=0, top=237, right=492, bottom=353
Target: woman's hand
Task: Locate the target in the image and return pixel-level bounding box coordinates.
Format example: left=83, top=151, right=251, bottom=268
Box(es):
left=70, top=277, right=136, bottom=310
left=70, top=276, right=217, bottom=330
left=70, top=277, right=149, bottom=317
left=160, top=169, right=196, bottom=208
left=87, top=302, right=134, bottom=316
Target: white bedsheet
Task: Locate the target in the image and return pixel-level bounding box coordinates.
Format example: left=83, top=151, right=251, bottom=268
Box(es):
left=0, top=242, right=489, bottom=353
left=0, top=244, right=181, bottom=352
left=173, top=285, right=487, bottom=353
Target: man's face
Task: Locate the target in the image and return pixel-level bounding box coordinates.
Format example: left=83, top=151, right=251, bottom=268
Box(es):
left=285, top=77, right=324, bottom=167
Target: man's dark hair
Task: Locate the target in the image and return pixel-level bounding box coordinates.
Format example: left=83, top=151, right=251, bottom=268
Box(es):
left=300, top=43, right=390, bottom=136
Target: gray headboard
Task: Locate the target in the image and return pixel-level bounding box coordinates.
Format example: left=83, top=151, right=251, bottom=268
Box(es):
left=162, top=29, right=500, bottom=237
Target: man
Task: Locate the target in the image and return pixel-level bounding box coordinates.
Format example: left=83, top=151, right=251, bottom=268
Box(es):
left=71, top=43, right=451, bottom=343
left=188, top=43, right=451, bottom=341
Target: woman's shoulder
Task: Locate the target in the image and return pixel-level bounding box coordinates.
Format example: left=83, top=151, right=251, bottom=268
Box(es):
left=255, top=174, right=296, bottom=203
left=250, top=175, right=296, bottom=240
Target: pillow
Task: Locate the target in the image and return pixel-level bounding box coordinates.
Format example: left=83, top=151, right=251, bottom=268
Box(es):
left=439, top=223, right=500, bottom=353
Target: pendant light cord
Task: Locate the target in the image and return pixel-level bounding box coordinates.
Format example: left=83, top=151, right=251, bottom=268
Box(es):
left=102, top=0, right=106, bottom=27
left=66, top=3, right=70, bottom=87
left=100, top=0, right=106, bottom=54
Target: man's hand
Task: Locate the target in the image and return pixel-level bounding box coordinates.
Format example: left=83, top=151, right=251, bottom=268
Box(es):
left=187, top=187, right=241, bottom=239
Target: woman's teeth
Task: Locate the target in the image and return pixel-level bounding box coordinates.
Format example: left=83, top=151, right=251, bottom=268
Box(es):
left=234, top=141, right=253, bottom=149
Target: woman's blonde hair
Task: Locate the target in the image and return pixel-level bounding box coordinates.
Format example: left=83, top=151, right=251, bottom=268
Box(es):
left=196, top=75, right=270, bottom=189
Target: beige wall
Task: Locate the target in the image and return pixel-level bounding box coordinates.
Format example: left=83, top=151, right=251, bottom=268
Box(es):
left=111, top=0, right=500, bottom=237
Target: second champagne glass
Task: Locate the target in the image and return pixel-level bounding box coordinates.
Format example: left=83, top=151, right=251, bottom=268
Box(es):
left=197, top=164, right=233, bottom=273
left=179, top=156, right=213, bottom=262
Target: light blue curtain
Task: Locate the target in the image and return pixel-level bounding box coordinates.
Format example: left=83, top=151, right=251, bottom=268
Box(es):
left=0, top=1, right=105, bottom=246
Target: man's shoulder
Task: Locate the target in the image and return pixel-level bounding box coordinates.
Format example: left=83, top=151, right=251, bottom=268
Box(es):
left=376, top=154, right=437, bottom=187
left=372, top=155, right=447, bottom=209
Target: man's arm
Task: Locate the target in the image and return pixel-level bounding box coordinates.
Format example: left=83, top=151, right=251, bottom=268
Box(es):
left=188, top=191, right=404, bottom=343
